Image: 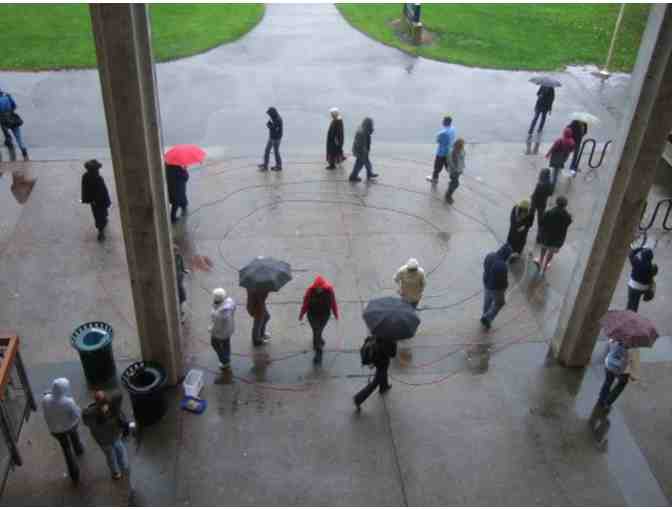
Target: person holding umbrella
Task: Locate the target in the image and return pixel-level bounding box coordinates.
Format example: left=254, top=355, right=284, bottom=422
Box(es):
left=81, top=159, right=112, bottom=242
left=299, top=275, right=339, bottom=364
left=528, top=79, right=558, bottom=136
left=354, top=334, right=396, bottom=410
left=164, top=144, right=206, bottom=224
left=325, top=107, right=345, bottom=170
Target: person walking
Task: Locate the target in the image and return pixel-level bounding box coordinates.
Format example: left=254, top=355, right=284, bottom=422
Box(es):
left=349, top=117, right=378, bottom=182
left=82, top=390, right=130, bottom=481
left=209, top=288, right=236, bottom=369
left=247, top=288, right=271, bottom=346
left=426, top=116, right=456, bottom=184
left=444, top=138, right=465, bottom=203
left=81, top=159, right=112, bottom=242
left=481, top=244, right=512, bottom=330
left=506, top=200, right=534, bottom=259
left=299, top=275, right=339, bottom=364
left=530, top=168, right=554, bottom=243
left=354, top=335, right=396, bottom=410
left=596, top=339, right=639, bottom=411
left=174, top=244, right=188, bottom=322
left=325, top=108, right=345, bottom=170
left=536, top=195, right=572, bottom=276
left=42, top=378, right=84, bottom=483
left=626, top=247, right=658, bottom=312
left=393, top=258, right=426, bottom=308
left=0, top=88, right=29, bottom=160
left=165, top=163, right=189, bottom=223
left=259, top=106, right=283, bottom=171
left=545, top=128, right=575, bottom=193
left=567, top=119, right=588, bottom=175
left=528, top=85, right=555, bottom=136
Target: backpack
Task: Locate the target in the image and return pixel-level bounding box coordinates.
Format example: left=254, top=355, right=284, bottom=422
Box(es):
left=605, top=341, right=628, bottom=374
left=360, top=336, right=378, bottom=366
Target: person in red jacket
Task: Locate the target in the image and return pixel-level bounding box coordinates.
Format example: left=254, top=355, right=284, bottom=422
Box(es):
left=545, top=127, right=575, bottom=194
left=299, top=275, right=339, bottom=364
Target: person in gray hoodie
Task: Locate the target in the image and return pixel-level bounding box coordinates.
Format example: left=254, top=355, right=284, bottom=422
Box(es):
left=349, top=117, right=379, bottom=182
left=209, top=287, right=236, bottom=369
left=42, top=378, right=84, bottom=483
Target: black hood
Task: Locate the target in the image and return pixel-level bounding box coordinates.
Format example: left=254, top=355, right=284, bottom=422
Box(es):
left=267, top=107, right=279, bottom=119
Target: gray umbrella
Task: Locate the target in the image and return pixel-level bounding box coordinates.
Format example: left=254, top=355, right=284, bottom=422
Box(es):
left=530, top=76, right=562, bottom=88
left=239, top=257, right=292, bottom=292
left=362, top=296, right=420, bottom=341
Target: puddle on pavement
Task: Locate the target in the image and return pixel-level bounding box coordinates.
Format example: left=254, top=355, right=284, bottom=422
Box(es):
left=466, top=343, right=491, bottom=374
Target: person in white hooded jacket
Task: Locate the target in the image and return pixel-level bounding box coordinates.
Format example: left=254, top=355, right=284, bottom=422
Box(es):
left=42, top=377, right=84, bottom=483
left=394, top=258, right=426, bottom=308
left=209, top=288, right=236, bottom=369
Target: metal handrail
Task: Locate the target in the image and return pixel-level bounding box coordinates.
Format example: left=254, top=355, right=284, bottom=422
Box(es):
left=577, top=138, right=613, bottom=170
left=639, top=198, right=672, bottom=232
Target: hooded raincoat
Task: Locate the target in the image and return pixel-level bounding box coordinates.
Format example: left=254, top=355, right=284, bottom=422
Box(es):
left=326, top=113, right=345, bottom=165
left=483, top=244, right=512, bottom=291
left=394, top=261, right=426, bottom=304
left=507, top=201, right=534, bottom=254
left=42, top=378, right=82, bottom=434
left=211, top=296, right=237, bottom=340
left=300, top=276, right=339, bottom=320
left=546, top=128, right=576, bottom=169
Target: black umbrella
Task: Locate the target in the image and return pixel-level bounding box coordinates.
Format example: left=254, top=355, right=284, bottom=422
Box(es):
left=362, top=296, right=420, bottom=341
left=239, top=257, right=292, bottom=292
left=529, top=76, right=562, bottom=88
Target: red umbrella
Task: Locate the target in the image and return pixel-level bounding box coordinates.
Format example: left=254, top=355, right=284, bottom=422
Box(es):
left=164, top=144, right=206, bottom=167
left=600, top=310, right=659, bottom=348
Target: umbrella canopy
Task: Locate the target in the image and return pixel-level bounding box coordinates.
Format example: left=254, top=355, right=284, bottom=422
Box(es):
left=363, top=296, right=420, bottom=341
left=600, top=310, right=659, bottom=348
left=569, top=112, right=600, bottom=125
left=239, top=257, right=292, bottom=292
left=529, top=76, right=562, bottom=88
left=164, top=144, right=206, bottom=167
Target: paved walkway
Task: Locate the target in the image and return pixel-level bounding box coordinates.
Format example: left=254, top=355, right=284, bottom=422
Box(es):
left=0, top=4, right=626, bottom=156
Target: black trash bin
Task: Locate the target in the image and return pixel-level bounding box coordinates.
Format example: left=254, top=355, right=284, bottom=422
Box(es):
left=70, top=322, right=116, bottom=386
left=121, top=361, right=167, bottom=428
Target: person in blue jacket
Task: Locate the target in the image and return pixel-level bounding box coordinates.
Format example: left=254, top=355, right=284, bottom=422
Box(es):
left=0, top=88, right=29, bottom=160
left=626, top=247, right=658, bottom=312
left=426, top=116, right=456, bottom=184
left=481, top=244, right=512, bottom=329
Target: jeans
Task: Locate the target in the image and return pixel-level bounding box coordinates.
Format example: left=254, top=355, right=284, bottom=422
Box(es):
left=53, top=426, right=84, bottom=482
left=598, top=368, right=630, bottom=406
left=528, top=109, right=548, bottom=134
left=549, top=165, right=561, bottom=194
left=101, top=438, right=129, bottom=476
left=263, top=138, right=282, bottom=168
left=2, top=125, right=26, bottom=151
left=354, top=358, right=390, bottom=406
left=432, top=155, right=448, bottom=180
left=627, top=286, right=645, bottom=312
left=482, top=288, right=506, bottom=323
left=307, top=314, right=329, bottom=352
left=349, top=156, right=374, bottom=180
left=211, top=336, right=231, bottom=365
left=446, top=174, right=460, bottom=198
left=252, top=309, right=270, bottom=345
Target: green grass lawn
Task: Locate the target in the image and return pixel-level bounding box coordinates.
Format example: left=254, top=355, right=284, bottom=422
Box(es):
left=0, top=4, right=265, bottom=70
left=337, top=4, right=650, bottom=71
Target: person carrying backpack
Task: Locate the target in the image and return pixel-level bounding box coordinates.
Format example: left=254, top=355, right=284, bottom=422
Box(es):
left=354, top=335, right=396, bottom=410
left=299, top=275, right=339, bottom=364
left=0, top=88, right=29, bottom=160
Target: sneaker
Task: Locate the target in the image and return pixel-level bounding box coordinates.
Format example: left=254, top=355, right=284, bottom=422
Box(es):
left=97, top=230, right=105, bottom=242
left=262, top=333, right=271, bottom=340
left=258, top=164, right=268, bottom=171
left=480, top=316, right=491, bottom=330
left=426, top=176, right=438, bottom=183
left=271, top=166, right=282, bottom=171
left=570, top=170, right=577, bottom=177
left=445, top=195, right=454, bottom=204
left=367, top=173, right=379, bottom=180
left=218, top=362, right=230, bottom=370
left=353, top=396, right=361, bottom=412
left=112, top=472, right=122, bottom=481
left=349, top=176, right=362, bottom=182
left=21, top=148, right=29, bottom=161
left=379, top=384, right=391, bottom=394
left=326, top=165, right=336, bottom=170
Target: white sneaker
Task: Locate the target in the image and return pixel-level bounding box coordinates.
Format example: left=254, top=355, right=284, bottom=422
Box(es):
left=262, top=333, right=271, bottom=340
left=425, top=176, right=437, bottom=183
left=570, top=170, right=577, bottom=177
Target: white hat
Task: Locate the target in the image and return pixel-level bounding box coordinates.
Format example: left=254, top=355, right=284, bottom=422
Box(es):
left=330, top=107, right=340, bottom=114
left=213, top=288, right=227, bottom=302
left=406, top=258, right=419, bottom=270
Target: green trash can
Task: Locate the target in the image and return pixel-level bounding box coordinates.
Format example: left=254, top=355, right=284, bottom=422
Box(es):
left=121, top=361, right=167, bottom=428
left=70, top=322, right=116, bottom=385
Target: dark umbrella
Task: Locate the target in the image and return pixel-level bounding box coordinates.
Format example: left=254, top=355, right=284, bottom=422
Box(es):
left=529, top=76, right=562, bottom=88
left=239, top=257, right=292, bottom=292
left=600, top=310, right=659, bottom=348
left=363, top=296, right=420, bottom=341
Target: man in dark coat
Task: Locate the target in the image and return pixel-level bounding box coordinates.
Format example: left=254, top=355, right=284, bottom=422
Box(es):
left=528, top=85, right=555, bottom=135
left=481, top=244, right=512, bottom=329
left=626, top=247, right=658, bottom=312
left=507, top=200, right=534, bottom=258
left=354, top=335, right=396, bottom=410
left=81, top=159, right=112, bottom=242
left=349, top=117, right=378, bottom=183
left=165, top=163, right=189, bottom=224
left=536, top=196, right=572, bottom=276
left=567, top=119, right=588, bottom=174
left=259, top=106, right=283, bottom=171
left=326, top=108, right=345, bottom=170
left=530, top=168, right=553, bottom=243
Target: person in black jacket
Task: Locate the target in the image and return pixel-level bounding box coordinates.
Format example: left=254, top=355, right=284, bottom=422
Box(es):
left=165, top=163, right=189, bottom=224
left=349, top=117, right=378, bottom=182
left=81, top=159, right=112, bottom=242
left=481, top=244, right=512, bottom=329
left=536, top=196, right=572, bottom=276
left=259, top=106, right=283, bottom=171
left=626, top=247, right=658, bottom=312
left=530, top=168, right=554, bottom=243
left=567, top=119, right=588, bottom=174
left=507, top=200, right=534, bottom=258
left=528, top=85, right=555, bottom=135
left=354, top=335, right=396, bottom=409
left=326, top=108, right=345, bottom=170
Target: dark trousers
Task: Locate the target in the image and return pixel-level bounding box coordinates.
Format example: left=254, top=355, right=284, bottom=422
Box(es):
left=528, top=109, right=548, bottom=134
left=598, top=368, right=630, bottom=406
left=170, top=203, right=187, bottom=222
left=570, top=137, right=584, bottom=170
left=327, top=148, right=344, bottom=167
left=533, top=205, right=546, bottom=243
left=307, top=314, right=329, bottom=352
left=263, top=138, right=282, bottom=168
left=446, top=174, right=460, bottom=198
left=252, top=309, right=270, bottom=345
left=432, top=155, right=448, bottom=180
left=627, top=286, right=645, bottom=312
left=53, top=426, right=84, bottom=482
left=91, top=204, right=109, bottom=231
left=350, top=156, right=374, bottom=180
left=354, top=358, right=390, bottom=406
left=211, top=336, right=231, bottom=365
left=549, top=165, right=561, bottom=194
